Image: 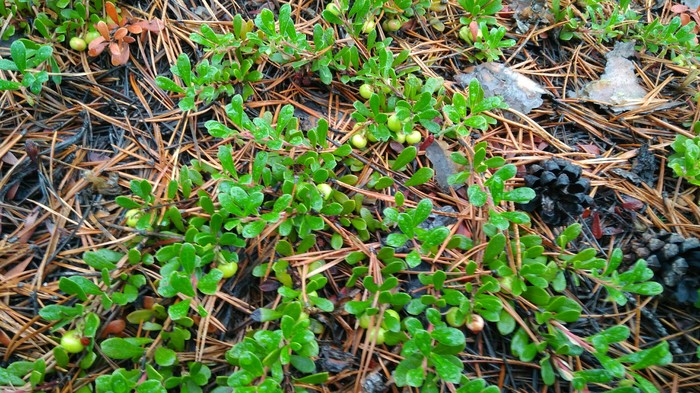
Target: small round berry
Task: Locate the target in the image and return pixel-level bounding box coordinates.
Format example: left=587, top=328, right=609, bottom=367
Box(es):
left=387, top=114, right=402, bottom=133
left=124, top=209, right=141, bottom=228
left=84, top=31, right=102, bottom=44
left=351, top=134, right=368, bottom=149
left=60, top=330, right=85, bottom=353
left=218, top=262, right=238, bottom=278
left=325, top=3, right=341, bottom=16
left=316, top=183, right=333, bottom=200
left=69, top=37, right=87, bottom=51
left=406, top=130, right=422, bottom=145
left=359, top=84, right=374, bottom=99
left=362, top=19, right=376, bottom=34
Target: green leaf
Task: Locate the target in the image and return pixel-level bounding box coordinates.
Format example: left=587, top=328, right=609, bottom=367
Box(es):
left=242, top=220, right=266, bottom=238
left=0, top=59, right=19, bottom=71
left=126, top=309, right=154, bottom=324
left=404, top=167, right=434, bottom=186
left=39, top=304, right=82, bottom=321
left=431, top=327, right=465, bottom=347
left=294, top=372, right=329, bottom=384
left=429, top=353, right=463, bottom=383
left=634, top=372, right=661, bottom=393
left=168, top=299, right=191, bottom=320
left=467, top=185, right=487, bottom=207
left=155, top=76, right=184, bottom=93
left=497, top=310, right=516, bottom=335
left=540, top=356, right=555, bottom=385
left=500, top=211, right=531, bottom=225
left=374, top=176, right=394, bottom=189
left=155, top=347, right=177, bottom=367
left=197, top=268, right=223, bottom=295
left=392, top=146, right=417, bottom=170
left=83, top=249, right=123, bottom=270
left=114, top=195, right=141, bottom=209
left=0, top=79, right=21, bottom=90
left=414, top=199, right=433, bottom=225
left=468, top=79, right=484, bottom=109
left=290, top=355, right=316, bottom=373
left=504, top=187, right=535, bottom=203
left=101, top=337, right=146, bottom=359
left=59, top=276, right=102, bottom=301
left=135, top=380, right=166, bottom=393
left=175, top=53, right=192, bottom=86
left=619, top=341, right=672, bottom=370
left=179, top=243, right=196, bottom=274
left=622, top=282, right=663, bottom=296
left=557, top=223, right=582, bottom=248
left=10, top=40, right=26, bottom=72
left=53, top=346, right=70, bottom=368
left=405, top=250, right=422, bottom=268
left=493, top=164, right=517, bottom=181
left=386, top=233, right=409, bottom=248
left=589, top=325, right=630, bottom=349
left=483, top=233, right=505, bottom=262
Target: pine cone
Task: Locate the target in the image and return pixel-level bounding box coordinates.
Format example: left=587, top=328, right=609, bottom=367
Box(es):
left=630, top=230, right=700, bottom=304
left=518, top=158, right=593, bottom=226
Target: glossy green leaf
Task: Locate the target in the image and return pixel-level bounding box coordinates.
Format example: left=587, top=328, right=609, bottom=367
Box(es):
left=404, top=167, right=434, bottom=186
left=242, top=220, right=266, bottom=238
left=101, top=338, right=145, bottom=359
left=467, top=185, right=487, bottom=207
left=619, top=341, right=672, bottom=370
left=10, top=40, right=26, bottom=72
left=431, top=326, right=465, bottom=347
left=168, top=299, right=191, bottom=320
left=392, top=146, right=417, bottom=170
left=155, top=347, right=177, bottom=367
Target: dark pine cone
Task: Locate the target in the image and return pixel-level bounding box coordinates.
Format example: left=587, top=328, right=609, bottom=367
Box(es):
left=629, top=230, right=700, bottom=304
left=517, top=158, right=593, bottom=226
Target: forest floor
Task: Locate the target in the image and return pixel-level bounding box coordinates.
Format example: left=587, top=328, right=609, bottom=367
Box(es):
left=0, top=0, right=700, bottom=392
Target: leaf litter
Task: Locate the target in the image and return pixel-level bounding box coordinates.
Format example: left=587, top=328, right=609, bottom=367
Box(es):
left=454, top=62, right=549, bottom=115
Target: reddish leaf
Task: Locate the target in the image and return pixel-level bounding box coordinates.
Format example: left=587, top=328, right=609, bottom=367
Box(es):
left=110, top=42, right=130, bottom=66
left=109, top=42, right=121, bottom=58
left=5, top=184, right=18, bottom=199
left=577, top=144, right=601, bottom=155
left=132, top=19, right=164, bottom=33
left=591, top=211, right=602, bottom=239
left=1, top=151, right=18, bottom=165
left=24, top=141, right=39, bottom=164
left=105, top=1, right=122, bottom=26
left=96, top=21, right=110, bottom=39
left=113, top=27, right=128, bottom=41
left=680, top=13, right=691, bottom=26
left=88, top=38, right=108, bottom=56
left=259, top=280, right=281, bottom=292
left=126, top=24, right=143, bottom=34
left=671, top=4, right=689, bottom=13
left=419, top=134, right=434, bottom=151
left=621, top=197, right=644, bottom=211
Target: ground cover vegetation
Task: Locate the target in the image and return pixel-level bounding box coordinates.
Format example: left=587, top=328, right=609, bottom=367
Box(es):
left=0, top=0, right=699, bottom=391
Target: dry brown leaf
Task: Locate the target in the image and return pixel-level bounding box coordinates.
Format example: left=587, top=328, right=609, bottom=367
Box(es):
left=88, top=37, right=108, bottom=56
left=96, top=20, right=110, bottom=39
left=105, top=1, right=122, bottom=26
